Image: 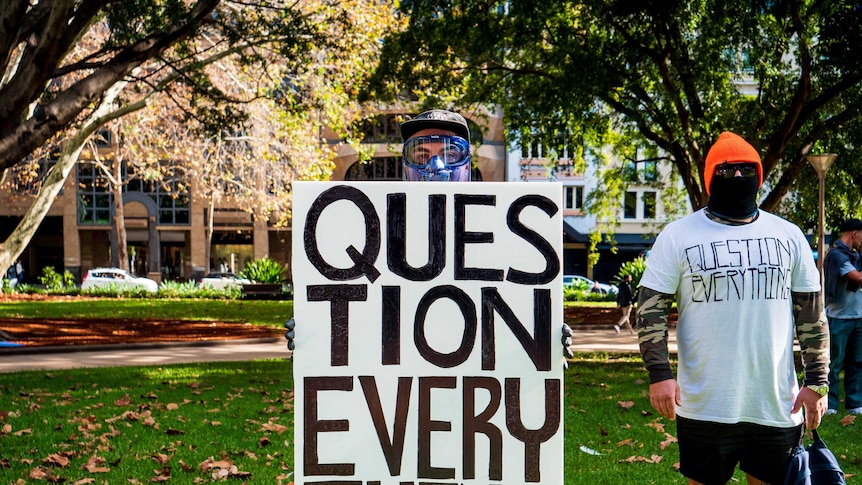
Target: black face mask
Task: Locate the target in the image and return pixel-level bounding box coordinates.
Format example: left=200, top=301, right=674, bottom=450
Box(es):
left=708, top=176, right=760, bottom=219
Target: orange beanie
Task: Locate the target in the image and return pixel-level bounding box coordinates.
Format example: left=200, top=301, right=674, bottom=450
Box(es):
left=703, top=131, right=762, bottom=195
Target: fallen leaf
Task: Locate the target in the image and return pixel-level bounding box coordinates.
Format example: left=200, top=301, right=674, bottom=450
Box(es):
left=166, top=403, right=179, bottom=410
left=617, top=438, right=633, bottom=447
left=72, top=478, right=95, bottom=484
left=114, top=394, right=131, bottom=406
left=617, top=400, right=635, bottom=409
left=840, top=415, right=856, bottom=427
left=44, top=453, right=71, bottom=467
left=83, top=455, right=111, bottom=473
left=262, top=422, right=287, bottom=433
left=166, top=428, right=184, bottom=435
left=14, top=428, right=32, bottom=436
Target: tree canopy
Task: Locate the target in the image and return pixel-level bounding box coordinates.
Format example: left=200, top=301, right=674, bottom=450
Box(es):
left=368, top=0, right=862, bottom=229
left=0, top=0, right=399, bottom=273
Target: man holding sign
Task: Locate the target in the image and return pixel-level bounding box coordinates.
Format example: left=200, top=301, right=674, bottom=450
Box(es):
left=289, top=109, right=567, bottom=484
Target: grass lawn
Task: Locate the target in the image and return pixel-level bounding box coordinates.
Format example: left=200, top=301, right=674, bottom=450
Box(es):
left=1, top=355, right=859, bottom=484
left=0, top=298, right=294, bottom=328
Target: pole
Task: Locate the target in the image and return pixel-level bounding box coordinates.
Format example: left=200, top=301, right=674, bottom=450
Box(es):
left=817, top=169, right=826, bottom=290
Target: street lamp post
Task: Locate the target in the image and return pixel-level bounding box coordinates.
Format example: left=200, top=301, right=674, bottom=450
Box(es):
left=806, top=154, right=837, bottom=289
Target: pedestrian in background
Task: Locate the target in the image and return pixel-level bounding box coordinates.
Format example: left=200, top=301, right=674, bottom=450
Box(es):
left=615, top=273, right=635, bottom=334
left=823, top=218, right=862, bottom=415
left=636, top=131, right=829, bottom=485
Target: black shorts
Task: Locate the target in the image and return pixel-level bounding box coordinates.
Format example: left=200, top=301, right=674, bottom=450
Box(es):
left=676, top=416, right=803, bottom=485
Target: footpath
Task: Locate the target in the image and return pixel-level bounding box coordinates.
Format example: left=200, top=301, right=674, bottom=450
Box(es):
left=0, top=327, right=677, bottom=373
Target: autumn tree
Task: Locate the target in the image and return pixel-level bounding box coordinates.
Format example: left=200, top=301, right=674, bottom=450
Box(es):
left=367, top=0, right=862, bottom=231
left=0, top=0, right=399, bottom=275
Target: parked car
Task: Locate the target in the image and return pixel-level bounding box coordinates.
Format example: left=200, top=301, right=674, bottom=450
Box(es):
left=81, top=268, right=159, bottom=293
left=198, top=272, right=251, bottom=290
left=563, top=274, right=617, bottom=294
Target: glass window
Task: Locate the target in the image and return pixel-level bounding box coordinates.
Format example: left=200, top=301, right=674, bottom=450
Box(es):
left=564, top=186, right=584, bottom=210
left=76, top=161, right=190, bottom=225
left=643, top=161, right=658, bottom=182
left=345, top=157, right=402, bottom=181
left=642, top=191, right=657, bottom=219
left=624, top=191, right=638, bottom=219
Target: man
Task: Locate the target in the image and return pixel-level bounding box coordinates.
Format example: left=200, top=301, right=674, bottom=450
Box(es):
left=636, top=131, right=830, bottom=485
left=614, top=274, right=635, bottom=334
left=285, top=109, right=575, bottom=360
left=823, top=218, right=862, bottom=415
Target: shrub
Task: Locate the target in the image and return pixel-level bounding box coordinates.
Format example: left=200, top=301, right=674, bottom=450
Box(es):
left=239, top=257, right=287, bottom=284
left=38, top=266, right=77, bottom=291
left=614, top=257, right=647, bottom=287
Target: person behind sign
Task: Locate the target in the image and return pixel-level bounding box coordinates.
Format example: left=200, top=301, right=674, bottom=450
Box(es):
left=823, top=217, right=862, bottom=416
left=285, top=109, right=575, bottom=361
left=635, top=131, right=830, bottom=485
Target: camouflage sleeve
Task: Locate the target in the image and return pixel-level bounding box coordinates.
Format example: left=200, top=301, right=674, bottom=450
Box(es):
left=792, top=291, right=830, bottom=386
left=636, top=287, right=676, bottom=383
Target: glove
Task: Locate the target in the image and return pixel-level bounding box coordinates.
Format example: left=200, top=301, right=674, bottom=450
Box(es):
left=562, top=323, right=574, bottom=363
left=284, top=318, right=296, bottom=353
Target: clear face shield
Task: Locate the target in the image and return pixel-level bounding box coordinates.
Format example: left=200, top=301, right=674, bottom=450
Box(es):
left=402, top=135, right=471, bottom=182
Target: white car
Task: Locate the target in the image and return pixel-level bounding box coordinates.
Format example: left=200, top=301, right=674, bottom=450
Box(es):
left=82, top=268, right=159, bottom=293
left=563, top=274, right=617, bottom=294
left=198, top=272, right=251, bottom=290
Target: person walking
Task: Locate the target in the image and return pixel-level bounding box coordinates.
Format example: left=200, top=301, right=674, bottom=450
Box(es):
left=636, top=131, right=830, bottom=485
left=823, top=218, right=862, bottom=415
left=614, top=274, right=635, bottom=334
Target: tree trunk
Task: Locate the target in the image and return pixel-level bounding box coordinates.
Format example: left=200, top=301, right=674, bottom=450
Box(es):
left=0, top=79, right=128, bottom=279
left=112, top=156, right=129, bottom=272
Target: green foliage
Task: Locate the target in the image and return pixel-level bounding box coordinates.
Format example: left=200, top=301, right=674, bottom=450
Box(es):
left=370, top=0, right=862, bottom=234
left=37, top=266, right=77, bottom=291
left=239, top=257, right=288, bottom=284
left=564, top=280, right=617, bottom=302
left=614, top=257, right=647, bottom=287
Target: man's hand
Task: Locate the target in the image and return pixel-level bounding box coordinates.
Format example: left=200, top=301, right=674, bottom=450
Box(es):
left=792, top=387, right=828, bottom=429
left=649, top=379, right=681, bottom=420
left=562, top=323, right=573, bottom=359
left=284, top=318, right=296, bottom=353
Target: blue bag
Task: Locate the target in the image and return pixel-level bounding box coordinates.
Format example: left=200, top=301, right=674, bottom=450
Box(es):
left=783, top=429, right=845, bottom=485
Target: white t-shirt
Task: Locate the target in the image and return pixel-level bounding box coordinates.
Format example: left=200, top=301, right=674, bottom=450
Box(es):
left=640, top=209, right=820, bottom=427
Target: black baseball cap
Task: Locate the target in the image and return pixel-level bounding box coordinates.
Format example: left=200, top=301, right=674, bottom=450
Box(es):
left=840, top=218, right=862, bottom=232
left=399, top=109, right=470, bottom=143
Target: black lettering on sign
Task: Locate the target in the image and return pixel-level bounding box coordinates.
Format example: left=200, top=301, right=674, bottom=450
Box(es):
left=307, top=284, right=367, bottom=366
left=387, top=193, right=447, bottom=281
left=304, top=185, right=381, bottom=283
left=304, top=376, right=354, bottom=476
left=413, top=285, right=477, bottom=368
left=505, top=195, right=560, bottom=285
left=381, top=286, right=401, bottom=365
left=462, top=376, right=503, bottom=480
left=505, top=378, right=561, bottom=483
left=454, top=194, right=504, bottom=281
left=418, top=377, right=457, bottom=480
left=481, top=288, right=552, bottom=372
left=359, top=376, right=412, bottom=476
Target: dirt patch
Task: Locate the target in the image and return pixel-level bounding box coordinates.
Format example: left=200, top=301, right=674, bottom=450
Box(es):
left=0, top=294, right=675, bottom=348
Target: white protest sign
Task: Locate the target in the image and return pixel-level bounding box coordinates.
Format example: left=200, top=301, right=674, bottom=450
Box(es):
left=292, top=181, right=564, bottom=485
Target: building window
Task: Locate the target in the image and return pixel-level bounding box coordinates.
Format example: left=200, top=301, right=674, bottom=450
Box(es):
left=358, top=115, right=404, bottom=143
left=624, top=191, right=638, bottom=219
left=642, top=191, right=657, bottom=218
left=643, top=160, right=658, bottom=182
left=623, top=190, right=658, bottom=220
left=77, top=162, right=190, bottom=225
left=6, top=158, right=58, bottom=195
left=564, top=186, right=584, bottom=210
left=345, top=157, right=402, bottom=181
